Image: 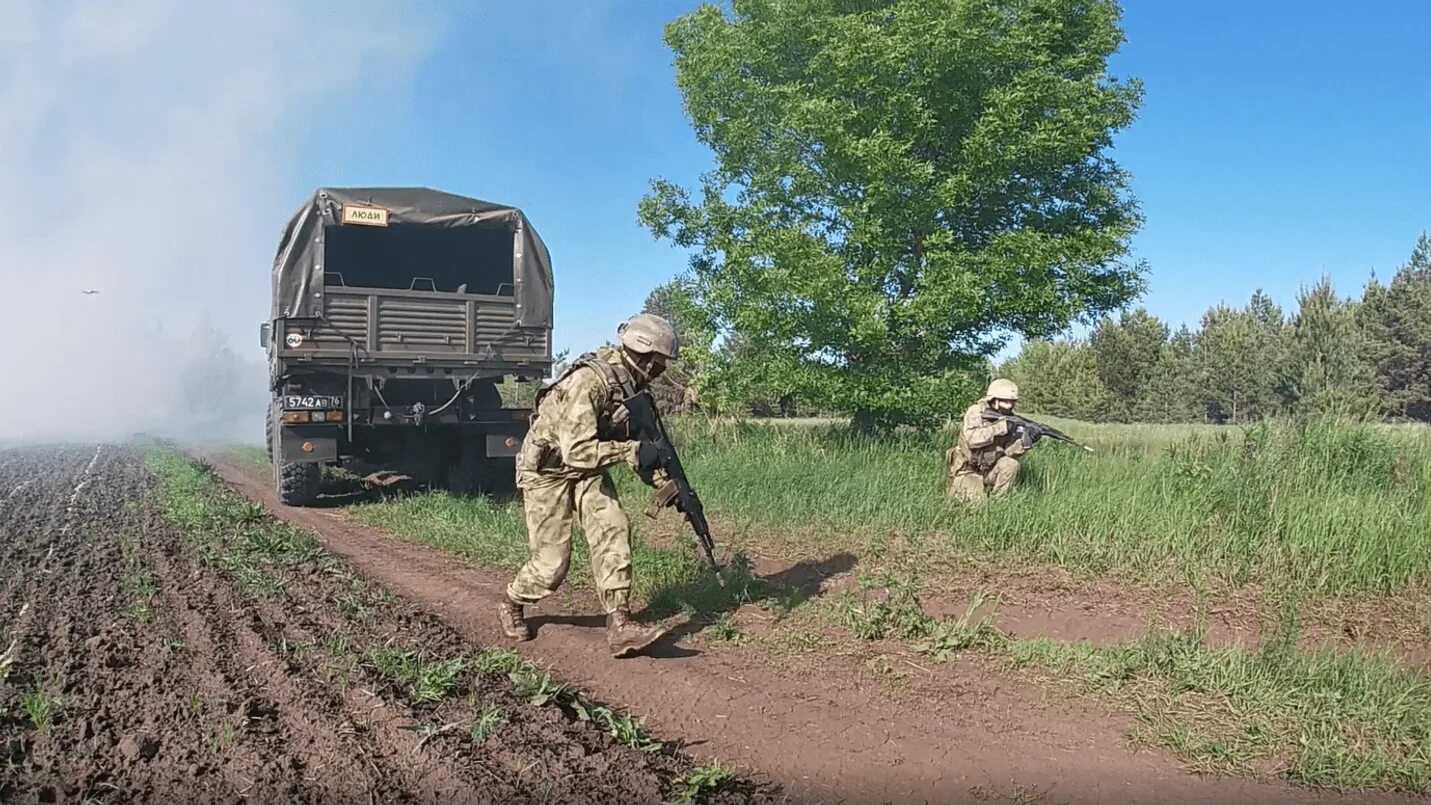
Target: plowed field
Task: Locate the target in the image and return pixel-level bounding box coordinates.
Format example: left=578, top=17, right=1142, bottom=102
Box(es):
left=0, top=446, right=776, bottom=804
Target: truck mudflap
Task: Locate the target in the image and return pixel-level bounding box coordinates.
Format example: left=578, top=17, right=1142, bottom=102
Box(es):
left=279, top=426, right=339, bottom=464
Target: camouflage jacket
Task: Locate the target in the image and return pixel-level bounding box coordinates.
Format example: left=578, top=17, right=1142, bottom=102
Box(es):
left=947, top=400, right=1029, bottom=472
left=518, top=347, right=655, bottom=481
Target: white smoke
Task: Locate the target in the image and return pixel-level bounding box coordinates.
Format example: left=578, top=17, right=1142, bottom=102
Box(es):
left=0, top=0, right=433, bottom=445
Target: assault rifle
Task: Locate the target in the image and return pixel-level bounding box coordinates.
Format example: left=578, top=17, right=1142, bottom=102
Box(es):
left=980, top=409, right=1094, bottom=452
left=621, top=390, right=720, bottom=571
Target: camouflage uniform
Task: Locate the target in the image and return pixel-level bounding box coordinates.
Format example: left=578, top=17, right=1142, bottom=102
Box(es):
left=507, top=347, right=664, bottom=613
left=946, top=399, right=1030, bottom=503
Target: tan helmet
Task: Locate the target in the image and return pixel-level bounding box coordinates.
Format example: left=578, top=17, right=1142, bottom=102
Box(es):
left=617, top=313, right=680, bottom=360
left=986, top=378, right=1019, bottom=401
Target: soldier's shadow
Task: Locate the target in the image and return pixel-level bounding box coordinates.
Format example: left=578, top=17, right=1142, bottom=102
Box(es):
left=640, top=551, right=859, bottom=658
left=523, top=553, right=858, bottom=659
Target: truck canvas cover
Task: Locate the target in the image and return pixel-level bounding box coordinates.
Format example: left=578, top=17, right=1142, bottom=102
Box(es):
left=271, top=187, right=554, bottom=328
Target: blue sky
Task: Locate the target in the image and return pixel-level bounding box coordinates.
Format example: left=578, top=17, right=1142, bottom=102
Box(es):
left=282, top=1, right=1430, bottom=360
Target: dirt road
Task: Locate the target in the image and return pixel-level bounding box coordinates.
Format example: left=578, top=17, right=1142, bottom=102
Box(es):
left=201, top=450, right=1426, bottom=805
left=0, top=446, right=777, bottom=804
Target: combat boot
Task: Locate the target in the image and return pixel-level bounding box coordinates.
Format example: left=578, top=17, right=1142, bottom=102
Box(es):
left=606, top=609, right=669, bottom=658
left=496, top=597, right=532, bottom=642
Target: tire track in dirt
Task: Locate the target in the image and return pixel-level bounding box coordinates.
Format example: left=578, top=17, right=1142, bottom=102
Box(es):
left=203, top=449, right=1431, bottom=805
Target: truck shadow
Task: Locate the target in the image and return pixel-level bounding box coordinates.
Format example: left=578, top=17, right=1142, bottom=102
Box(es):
left=308, top=470, right=518, bottom=508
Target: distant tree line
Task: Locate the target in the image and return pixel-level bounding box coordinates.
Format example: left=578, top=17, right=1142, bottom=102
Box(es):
left=646, top=233, right=1431, bottom=425
left=998, top=234, right=1431, bottom=424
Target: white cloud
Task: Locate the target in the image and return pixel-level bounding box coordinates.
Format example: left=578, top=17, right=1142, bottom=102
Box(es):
left=0, top=0, right=435, bottom=444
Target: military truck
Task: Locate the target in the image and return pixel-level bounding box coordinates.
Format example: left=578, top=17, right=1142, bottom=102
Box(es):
left=261, top=187, right=553, bottom=506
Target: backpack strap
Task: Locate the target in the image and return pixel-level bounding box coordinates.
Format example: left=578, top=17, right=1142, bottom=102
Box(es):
left=532, top=350, right=637, bottom=411
left=577, top=353, right=637, bottom=406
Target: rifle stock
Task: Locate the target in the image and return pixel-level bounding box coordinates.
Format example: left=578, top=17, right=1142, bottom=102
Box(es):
left=621, top=391, right=721, bottom=570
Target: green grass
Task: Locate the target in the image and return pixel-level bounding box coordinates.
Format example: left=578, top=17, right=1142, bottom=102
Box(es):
left=669, top=414, right=1431, bottom=597
left=202, top=417, right=1431, bottom=791
left=470, top=703, right=505, bottom=743
left=143, top=447, right=332, bottom=598
left=1010, top=633, right=1431, bottom=791
left=349, top=488, right=797, bottom=620
left=676, top=760, right=736, bottom=804
left=139, top=448, right=703, bottom=790
left=364, top=647, right=468, bottom=704
left=228, top=445, right=269, bottom=477
left=20, top=677, right=63, bottom=731
left=834, top=571, right=1431, bottom=792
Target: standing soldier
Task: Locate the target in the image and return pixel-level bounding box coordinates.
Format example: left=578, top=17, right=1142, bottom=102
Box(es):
left=946, top=379, right=1036, bottom=504
left=497, top=314, right=678, bottom=658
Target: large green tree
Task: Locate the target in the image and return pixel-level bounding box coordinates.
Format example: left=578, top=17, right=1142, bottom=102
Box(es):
left=1134, top=324, right=1202, bottom=423
left=640, top=0, right=1146, bottom=430
left=641, top=279, right=716, bottom=413
left=1196, top=291, right=1288, bottom=423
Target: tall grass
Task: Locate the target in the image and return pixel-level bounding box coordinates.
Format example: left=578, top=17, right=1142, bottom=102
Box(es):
left=672, top=415, right=1431, bottom=596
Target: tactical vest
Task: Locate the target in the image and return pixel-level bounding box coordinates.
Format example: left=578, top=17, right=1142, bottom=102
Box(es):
left=532, top=350, right=638, bottom=437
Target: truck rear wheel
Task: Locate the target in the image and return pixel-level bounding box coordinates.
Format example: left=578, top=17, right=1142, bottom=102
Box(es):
left=445, top=435, right=516, bottom=499
left=270, top=400, right=321, bottom=506
left=278, top=461, right=321, bottom=506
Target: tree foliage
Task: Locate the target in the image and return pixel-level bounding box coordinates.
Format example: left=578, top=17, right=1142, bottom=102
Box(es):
left=1359, top=234, right=1431, bottom=420
left=997, top=233, right=1431, bottom=425
left=1089, top=307, right=1167, bottom=420
left=1197, top=292, right=1288, bottom=424
left=641, top=280, right=713, bottom=414
left=640, top=0, right=1146, bottom=430
left=1285, top=277, right=1374, bottom=416
left=1000, top=338, right=1109, bottom=421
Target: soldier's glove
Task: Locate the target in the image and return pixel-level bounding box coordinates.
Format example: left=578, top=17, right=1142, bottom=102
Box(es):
left=637, top=440, right=662, bottom=474
left=635, top=441, right=666, bottom=487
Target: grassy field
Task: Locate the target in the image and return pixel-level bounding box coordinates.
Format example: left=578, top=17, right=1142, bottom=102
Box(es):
left=225, top=414, right=1431, bottom=791
left=669, top=414, right=1431, bottom=595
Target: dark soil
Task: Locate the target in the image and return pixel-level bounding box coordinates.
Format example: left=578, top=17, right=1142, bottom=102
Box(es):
left=0, top=446, right=778, bottom=804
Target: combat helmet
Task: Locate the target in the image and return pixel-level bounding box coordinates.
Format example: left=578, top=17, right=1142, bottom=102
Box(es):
left=617, top=314, right=680, bottom=360
left=986, top=378, right=1019, bottom=401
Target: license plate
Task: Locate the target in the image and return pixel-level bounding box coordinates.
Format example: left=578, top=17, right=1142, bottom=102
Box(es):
left=284, top=394, right=343, bottom=410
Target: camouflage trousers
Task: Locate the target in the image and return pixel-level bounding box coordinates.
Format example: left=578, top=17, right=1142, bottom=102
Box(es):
left=947, top=456, right=1021, bottom=504
left=506, top=470, right=633, bottom=614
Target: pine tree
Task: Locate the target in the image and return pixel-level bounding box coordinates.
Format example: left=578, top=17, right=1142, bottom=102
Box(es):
left=1089, top=308, right=1168, bottom=421
left=1197, top=291, right=1288, bottom=423
left=1359, top=233, right=1431, bottom=421
left=1135, top=324, right=1202, bottom=422
left=1286, top=276, right=1375, bottom=416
